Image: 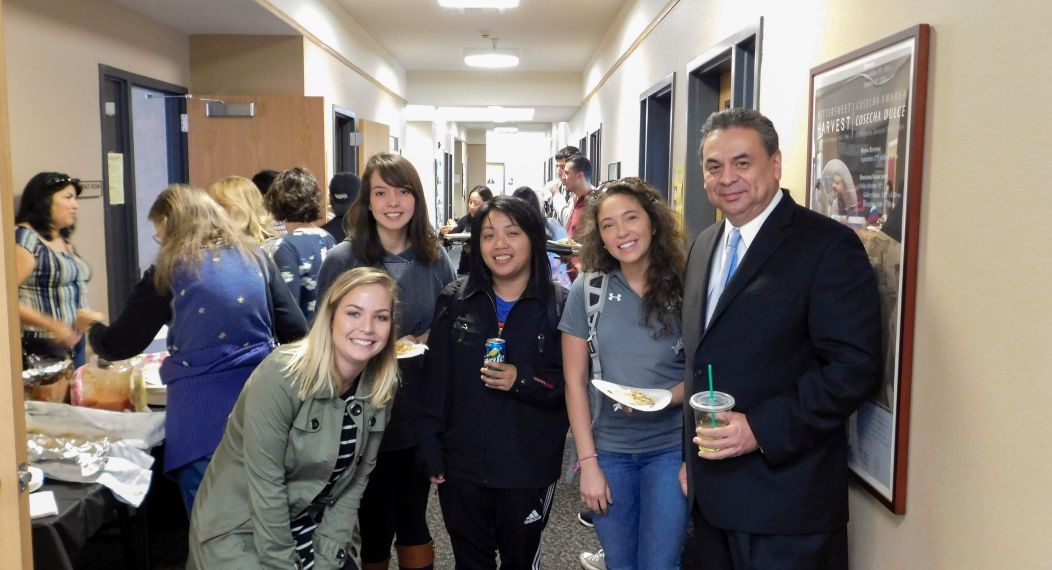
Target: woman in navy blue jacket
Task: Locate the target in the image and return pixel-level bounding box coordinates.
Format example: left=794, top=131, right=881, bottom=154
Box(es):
left=419, top=196, right=568, bottom=569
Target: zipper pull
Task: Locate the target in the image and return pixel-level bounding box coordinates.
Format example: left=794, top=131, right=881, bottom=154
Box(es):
left=537, top=333, right=545, bottom=353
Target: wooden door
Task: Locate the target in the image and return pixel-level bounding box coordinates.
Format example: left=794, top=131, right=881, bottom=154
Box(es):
left=0, top=0, right=35, bottom=566
left=356, top=119, right=390, bottom=171
left=187, top=94, right=326, bottom=196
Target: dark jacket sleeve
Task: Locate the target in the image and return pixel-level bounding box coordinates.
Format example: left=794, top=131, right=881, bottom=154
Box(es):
left=265, top=255, right=308, bottom=343
left=452, top=215, right=471, bottom=234
left=87, top=267, right=170, bottom=361
left=746, top=230, right=883, bottom=467
left=417, top=288, right=455, bottom=477
left=506, top=294, right=566, bottom=408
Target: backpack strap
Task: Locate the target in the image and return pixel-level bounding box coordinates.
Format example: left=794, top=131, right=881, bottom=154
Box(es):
left=583, top=272, right=609, bottom=380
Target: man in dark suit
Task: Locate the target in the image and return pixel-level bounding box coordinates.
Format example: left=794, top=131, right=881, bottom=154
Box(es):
left=679, top=108, right=882, bottom=569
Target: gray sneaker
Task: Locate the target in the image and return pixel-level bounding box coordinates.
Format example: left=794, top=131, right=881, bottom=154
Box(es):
left=579, top=549, right=606, bottom=570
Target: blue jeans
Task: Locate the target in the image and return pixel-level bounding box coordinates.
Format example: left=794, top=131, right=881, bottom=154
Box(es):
left=172, top=454, right=212, bottom=515
left=593, top=446, right=689, bottom=570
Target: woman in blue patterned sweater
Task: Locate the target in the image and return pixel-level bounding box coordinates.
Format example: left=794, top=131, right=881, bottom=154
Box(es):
left=86, top=184, right=307, bottom=512
left=263, top=167, right=336, bottom=322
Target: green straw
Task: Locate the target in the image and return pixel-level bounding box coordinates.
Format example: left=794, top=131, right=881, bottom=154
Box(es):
left=707, top=364, right=717, bottom=428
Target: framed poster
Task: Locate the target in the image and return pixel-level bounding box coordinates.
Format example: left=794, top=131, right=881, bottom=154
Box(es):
left=805, top=24, right=930, bottom=514
left=607, top=161, right=621, bottom=181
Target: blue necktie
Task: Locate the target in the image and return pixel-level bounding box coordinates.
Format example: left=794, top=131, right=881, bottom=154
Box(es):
left=705, top=228, right=742, bottom=327
left=722, top=228, right=742, bottom=288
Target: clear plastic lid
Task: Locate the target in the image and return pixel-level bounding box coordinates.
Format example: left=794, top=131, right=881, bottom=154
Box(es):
left=689, top=391, right=735, bottom=412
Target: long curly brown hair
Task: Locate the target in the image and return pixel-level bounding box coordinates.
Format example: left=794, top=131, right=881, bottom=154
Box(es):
left=578, top=177, right=685, bottom=337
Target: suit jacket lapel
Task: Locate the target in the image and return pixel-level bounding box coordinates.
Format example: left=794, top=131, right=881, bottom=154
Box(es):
left=704, top=191, right=796, bottom=336
left=684, top=224, right=722, bottom=359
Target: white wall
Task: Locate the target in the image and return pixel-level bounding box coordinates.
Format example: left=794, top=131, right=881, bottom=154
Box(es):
left=302, top=39, right=406, bottom=183
left=485, top=131, right=547, bottom=196
left=4, top=0, right=190, bottom=317
left=572, top=0, right=1052, bottom=568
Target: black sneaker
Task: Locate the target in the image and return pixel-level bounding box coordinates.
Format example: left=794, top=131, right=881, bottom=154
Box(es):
left=577, top=510, right=595, bottom=528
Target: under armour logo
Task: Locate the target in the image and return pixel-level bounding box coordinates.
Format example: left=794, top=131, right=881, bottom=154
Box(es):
left=608, top=293, right=622, bottom=302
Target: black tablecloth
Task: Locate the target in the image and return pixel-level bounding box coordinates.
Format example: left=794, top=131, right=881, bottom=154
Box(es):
left=31, top=481, right=120, bottom=570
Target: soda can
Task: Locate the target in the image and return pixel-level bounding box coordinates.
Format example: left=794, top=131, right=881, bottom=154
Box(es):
left=484, top=338, right=506, bottom=368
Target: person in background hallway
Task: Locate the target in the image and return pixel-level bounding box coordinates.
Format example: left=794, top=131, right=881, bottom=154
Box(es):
left=440, top=185, right=493, bottom=276
left=543, top=145, right=579, bottom=226
left=188, top=268, right=400, bottom=570
left=207, top=175, right=276, bottom=246
left=253, top=168, right=286, bottom=236
left=317, top=152, right=455, bottom=570
left=561, top=154, right=597, bottom=241
left=561, top=154, right=598, bottom=281
left=562, top=178, right=689, bottom=570
left=263, top=167, right=336, bottom=323
left=15, top=172, right=96, bottom=368
left=323, top=172, right=361, bottom=243
left=680, top=109, right=881, bottom=570
left=84, top=185, right=307, bottom=513
left=419, top=196, right=569, bottom=570
left=510, top=185, right=570, bottom=289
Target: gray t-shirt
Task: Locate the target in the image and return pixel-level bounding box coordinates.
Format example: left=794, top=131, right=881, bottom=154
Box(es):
left=558, top=271, right=684, bottom=453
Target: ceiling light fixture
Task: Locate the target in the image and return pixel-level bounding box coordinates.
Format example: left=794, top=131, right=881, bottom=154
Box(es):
left=438, top=0, right=519, bottom=8
left=493, top=126, right=519, bottom=133
left=464, top=37, right=519, bottom=69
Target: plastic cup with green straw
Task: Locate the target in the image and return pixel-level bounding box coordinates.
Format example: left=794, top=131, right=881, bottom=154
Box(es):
left=707, top=364, right=717, bottom=428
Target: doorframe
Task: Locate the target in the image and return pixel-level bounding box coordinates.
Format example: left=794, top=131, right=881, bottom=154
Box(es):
left=332, top=104, right=359, bottom=175
left=0, top=0, right=34, bottom=564
left=683, top=20, right=763, bottom=235
left=97, top=65, right=188, bottom=316
left=639, top=73, right=676, bottom=199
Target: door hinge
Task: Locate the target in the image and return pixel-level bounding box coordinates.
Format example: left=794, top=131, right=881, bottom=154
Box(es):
left=17, top=462, right=31, bottom=493
left=180, top=113, right=189, bottom=133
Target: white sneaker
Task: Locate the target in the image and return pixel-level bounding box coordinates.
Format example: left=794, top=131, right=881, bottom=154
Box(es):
left=579, top=549, right=606, bottom=570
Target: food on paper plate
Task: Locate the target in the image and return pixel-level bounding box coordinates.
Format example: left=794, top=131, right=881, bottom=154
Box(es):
left=395, top=339, right=416, bottom=357
left=625, top=389, right=655, bottom=407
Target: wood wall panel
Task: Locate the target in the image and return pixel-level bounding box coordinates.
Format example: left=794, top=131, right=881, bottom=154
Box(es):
left=187, top=94, right=326, bottom=194
left=0, top=0, right=34, bottom=565
left=357, top=118, right=390, bottom=171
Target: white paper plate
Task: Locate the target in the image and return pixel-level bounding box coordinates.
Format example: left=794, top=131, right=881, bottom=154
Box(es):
left=395, top=340, right=428, bottom=360
left=27, top=466, right=44, bottom=493
left=591, top=379, right=672, bottom=412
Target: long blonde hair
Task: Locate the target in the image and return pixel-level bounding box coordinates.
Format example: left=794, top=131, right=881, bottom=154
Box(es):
left=148, top=184, right=257, bottom=292
left=206, top=176, right=275, bottom=245
left=282, top=267, right=400, bottom=405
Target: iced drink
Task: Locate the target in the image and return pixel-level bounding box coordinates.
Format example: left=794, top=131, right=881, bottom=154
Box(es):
left=689, top=391, right=735, bottom=453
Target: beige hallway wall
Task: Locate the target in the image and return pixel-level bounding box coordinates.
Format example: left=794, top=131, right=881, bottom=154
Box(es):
left=571, top=0, right=1052, bottom=567
left=3, top=0, right=190, bottom=316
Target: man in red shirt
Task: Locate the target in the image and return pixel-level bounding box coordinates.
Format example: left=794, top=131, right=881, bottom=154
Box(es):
left=561, top=154, right=597, bottom=240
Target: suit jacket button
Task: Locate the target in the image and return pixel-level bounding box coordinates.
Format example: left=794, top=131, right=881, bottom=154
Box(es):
left=368, top=417, right=376, bottom=427
left=309, top=418, right=319, bottom=429
left=336, top=549, right=346, bottom=560
left=350, top=404, right=363, bottom=416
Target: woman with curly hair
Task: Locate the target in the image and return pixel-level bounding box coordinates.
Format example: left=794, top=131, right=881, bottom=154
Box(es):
left=559, top=178, right=689, bottom=570
left=206, top=175, right=276, bottom=245
left=263, top=167, right=336, bottom=322
left=86, top=185, right=307, bottom=512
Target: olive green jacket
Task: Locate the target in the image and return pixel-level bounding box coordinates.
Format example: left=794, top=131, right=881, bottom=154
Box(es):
left=188, top=348, right=391, bottom=570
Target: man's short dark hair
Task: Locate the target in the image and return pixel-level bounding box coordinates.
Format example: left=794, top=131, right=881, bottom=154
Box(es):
left=555, top=146, right=580, bottom=161
left=699, top=108, right=780, bottom=158
left=251, top=169, right=280, bottom=195
left=565, top=154, right=592, bottom=181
